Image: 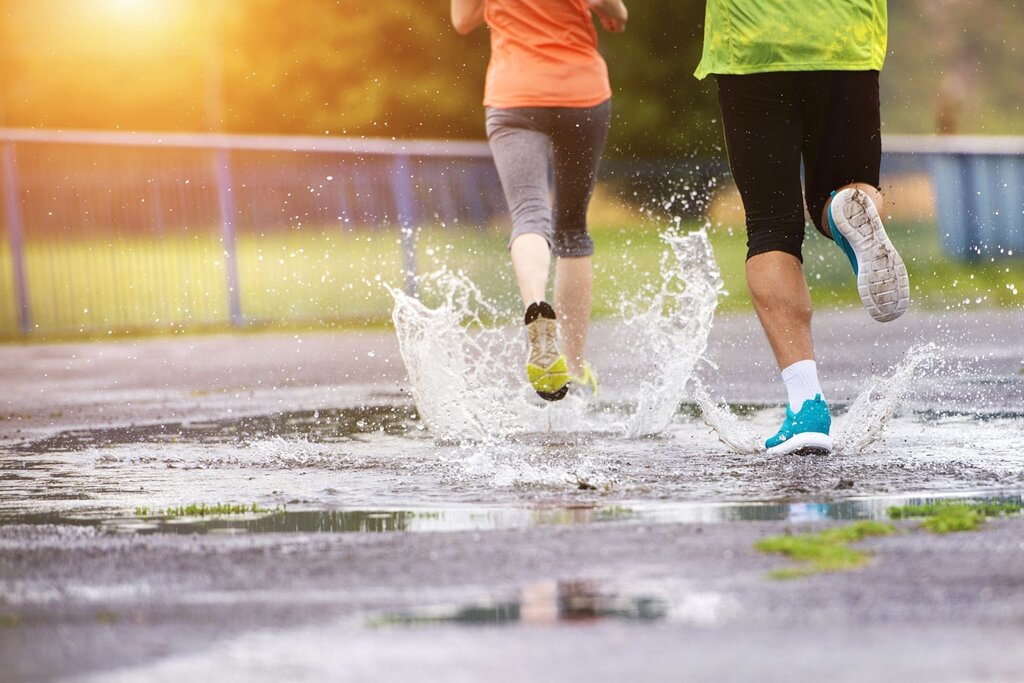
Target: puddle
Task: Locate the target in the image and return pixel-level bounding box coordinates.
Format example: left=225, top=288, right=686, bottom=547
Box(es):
left=2, top=491, right=1020, bottom=536
left=389, top=230, right=724, bottom=441
left=370, top=579, right=669, bottom=627
left=3, top=397, right=1023, bottom=519
left=8, top=405, right=420, bottom=454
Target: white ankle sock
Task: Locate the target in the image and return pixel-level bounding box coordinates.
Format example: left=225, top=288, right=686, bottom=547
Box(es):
left=781, top=359, right=823, bottom=411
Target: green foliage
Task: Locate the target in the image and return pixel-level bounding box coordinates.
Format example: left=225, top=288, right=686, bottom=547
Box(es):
left=884, top=0, right=1024, bottom=135
left=755, top=521, right=895, bottom=579
left=888, top=499, right=1023, bottom=534
left=599, top=0, right=720, bottom=156
left=1, top=0, right=1021, bottom=147
left=221, top=0, right=490, bottom=140
left=219, top=0, right=718, bottom=154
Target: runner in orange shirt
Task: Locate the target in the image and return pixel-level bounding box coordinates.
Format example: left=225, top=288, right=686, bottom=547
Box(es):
left=451, top=0, right=628, bottom=401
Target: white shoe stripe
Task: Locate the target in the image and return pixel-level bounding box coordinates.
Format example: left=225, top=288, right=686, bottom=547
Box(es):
left=766, top=431, right=833, bottom=455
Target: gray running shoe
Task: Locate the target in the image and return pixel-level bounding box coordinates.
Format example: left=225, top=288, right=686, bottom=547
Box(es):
left=828, top=188, right=910, bottom=323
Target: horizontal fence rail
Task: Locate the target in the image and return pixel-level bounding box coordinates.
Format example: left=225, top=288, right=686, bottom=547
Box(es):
left=884, top=135, right=1024, bottom=260
left=1, top=129, right=1021, bottom=337
left=0, top=129, right=504, bottom=336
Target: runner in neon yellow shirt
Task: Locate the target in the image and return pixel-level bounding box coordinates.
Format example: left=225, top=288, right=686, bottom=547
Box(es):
left=695, top=0, right=887, bottom=78
left=696, top=0, right=909, bottom=456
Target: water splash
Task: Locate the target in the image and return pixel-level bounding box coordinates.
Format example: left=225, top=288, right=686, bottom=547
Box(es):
left=451, top=438, right=616, bottom=490
left=389, top=269, right=524, bottom=442
left=832, top=343, right=940, bottom=453
left=697, top=344, right=940, bottom=455
left=621, top=232, right=724, bottom=436
left=389, top=229, right=723, bottom=442
left=692, top=379, right=761, bottom=454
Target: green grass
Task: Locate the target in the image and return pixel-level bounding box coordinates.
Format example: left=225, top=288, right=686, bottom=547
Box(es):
left=0, top=614, right=21, bottom=629
left=888, top=499, right=1023, bottom=534
left=704, top=219, right=1024, bottom=313
left=755, top=521, right=896, bottom=579
left=134, top=502, right=284, bottom=518
left=95, top=611, right=120, bottom=625
left=3, top=215, right=1022, bottom=339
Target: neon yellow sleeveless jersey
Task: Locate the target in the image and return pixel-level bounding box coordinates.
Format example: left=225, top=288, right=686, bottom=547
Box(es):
left=694, top=0, right=887, bottom=79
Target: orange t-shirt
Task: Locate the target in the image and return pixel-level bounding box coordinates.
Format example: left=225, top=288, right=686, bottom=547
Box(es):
left=483, top=0, right=612, bottom=109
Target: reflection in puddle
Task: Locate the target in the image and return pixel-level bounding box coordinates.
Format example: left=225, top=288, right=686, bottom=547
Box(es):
left=2, top=492, right=1020, bottom=535
left=6, top=405, right=1024, bottom=516
left=371, top=580, right=667, bottom=627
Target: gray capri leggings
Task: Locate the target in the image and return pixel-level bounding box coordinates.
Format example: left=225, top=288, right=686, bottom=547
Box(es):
left=485, top=99, right=611, bottom=258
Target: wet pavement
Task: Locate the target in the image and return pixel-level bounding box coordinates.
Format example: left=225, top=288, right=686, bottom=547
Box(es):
left=2, top=308, right=1024, bottom=681
left=3, top=514, right=1024, bottom=682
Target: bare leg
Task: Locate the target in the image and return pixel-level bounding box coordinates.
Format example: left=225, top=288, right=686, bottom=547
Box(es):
left=510, top=233, right=551, bottom=306
left=821, top=182, right=884, bottom=237
left=746, top=251, right=815, bottom=370
left=554, top=256, right=592, bottom=377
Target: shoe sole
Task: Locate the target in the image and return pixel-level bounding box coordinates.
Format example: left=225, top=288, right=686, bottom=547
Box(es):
left=766, top=431, right=833, bottom=456
left=525, top=313, right=568, bottom=402
left=831, top=189, right=910, bottom=323
left=526, top=317, right=561, bottom=369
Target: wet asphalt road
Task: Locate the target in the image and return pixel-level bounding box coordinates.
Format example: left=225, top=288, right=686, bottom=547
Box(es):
left=2, top=517, right=1024, bottom=681
left=2, top=308, right=1021, bottom=443
left=1, top=308, right=1024, bottom=682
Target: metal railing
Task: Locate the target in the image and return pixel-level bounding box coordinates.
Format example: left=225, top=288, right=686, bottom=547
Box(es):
left=0, top=129, right=503, bottom=336
left=884, top=135, right=1024, bottom=259
left=2, top=129, right=1021, bottom=337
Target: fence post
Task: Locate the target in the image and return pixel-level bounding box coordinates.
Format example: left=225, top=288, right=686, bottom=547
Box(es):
left=392, top=154, right=419, bottom=296
left=1, top=142, right=31, bottom=334
left=212, top=146, right=244, bottom=325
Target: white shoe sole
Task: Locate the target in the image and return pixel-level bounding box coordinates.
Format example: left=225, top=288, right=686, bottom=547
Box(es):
left=526, top=317, right=560, bottom=368
left=766, top=432, right=833, bottom=456
left=831, top=188, right=910, bottom=323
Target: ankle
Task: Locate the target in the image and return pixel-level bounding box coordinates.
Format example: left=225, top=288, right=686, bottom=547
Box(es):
left=567, top=360, right=587, bottom=378
left=781, top=359, right=822, bottom=410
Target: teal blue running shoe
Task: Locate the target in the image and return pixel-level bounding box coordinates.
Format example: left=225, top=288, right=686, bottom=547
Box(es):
left=765, top=394, right=833, bottom=455
left=828, top=188, right=910, bottom=323
left=828, top=201, right=859, bottom=274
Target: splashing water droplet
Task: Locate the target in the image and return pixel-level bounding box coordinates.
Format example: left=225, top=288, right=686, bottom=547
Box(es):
left=832, top=343, right=940, bottom=453
left=696, top=343, right=941, bottom=455
left=693, top=379, right=761, bottom=454
left=386, top=229, right=723, bottom=442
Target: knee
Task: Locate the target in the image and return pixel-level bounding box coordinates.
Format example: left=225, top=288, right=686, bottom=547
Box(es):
left=745, top=220, right=805, bottom=262
left=508, top=194, right=548, bottom=223
left=552, top=228, right=594, bottom=258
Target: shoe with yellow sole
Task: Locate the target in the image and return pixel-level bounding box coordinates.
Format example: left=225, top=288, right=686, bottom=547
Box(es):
left=524, top=301, right=569, bottom=401
left=569, top=362, right=599, bottom=398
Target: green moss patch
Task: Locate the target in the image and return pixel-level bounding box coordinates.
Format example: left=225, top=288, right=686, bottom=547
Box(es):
left=888, top=499, right=1023, bottom=534
left=755, top=521, right=896, bottom=579
left=134, top=502, right=284, bottom=519
left=0, top=614, right=22, bottom=628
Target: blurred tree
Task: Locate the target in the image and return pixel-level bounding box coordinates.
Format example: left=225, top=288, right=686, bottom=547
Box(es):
left=883, top=0, right=1024, bottom=135
left=221, top=0, right=490, bottom=140
left=220, top=0, right=718, bottom=156
left=0, top=0, right=1019, bottom=156
left=599, top=0, right=721, bottom=157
